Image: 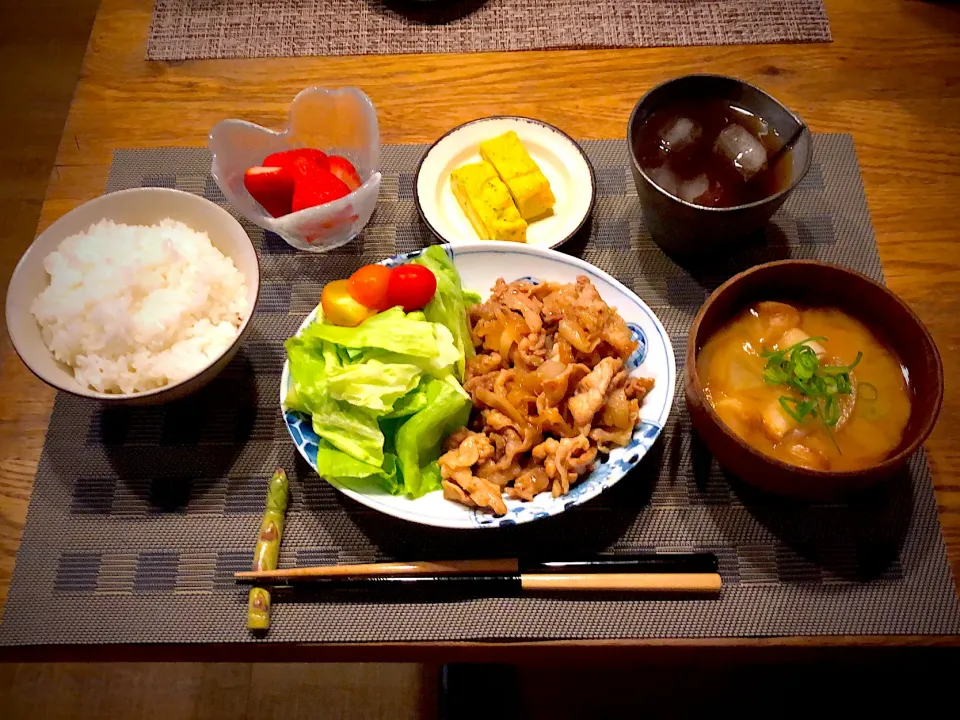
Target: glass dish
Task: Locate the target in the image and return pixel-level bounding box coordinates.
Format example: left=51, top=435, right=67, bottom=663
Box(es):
left=209, top=86, right=381, bottom=253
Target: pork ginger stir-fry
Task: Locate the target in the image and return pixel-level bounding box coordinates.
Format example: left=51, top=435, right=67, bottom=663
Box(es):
left=438, top=276, right=655, bottom=515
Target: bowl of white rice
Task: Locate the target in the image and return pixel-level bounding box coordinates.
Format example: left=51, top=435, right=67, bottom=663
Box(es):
left=6, top=187, right=259, bottom=404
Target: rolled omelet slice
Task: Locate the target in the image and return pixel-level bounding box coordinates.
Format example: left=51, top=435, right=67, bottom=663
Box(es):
left=479, top=131, right=556, bottom=220
left=450, top=161, right=527, bottom=243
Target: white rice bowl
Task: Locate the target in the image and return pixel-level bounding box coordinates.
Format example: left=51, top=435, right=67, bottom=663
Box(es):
left=30, top=219, right=250, bottom=394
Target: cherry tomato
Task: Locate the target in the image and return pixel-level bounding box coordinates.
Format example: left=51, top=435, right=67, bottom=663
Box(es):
left=321, top=279, right=375, bottom=327
left=347, top=264, right=393, bottom=311
left=387, top=265, right=437, bottom=312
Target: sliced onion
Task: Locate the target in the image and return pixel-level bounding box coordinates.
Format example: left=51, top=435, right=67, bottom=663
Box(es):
left=559, top=319, right=599, bottom=353
left=519, top=366, right=543, bottom=394
left=602, top=388, right=632, bottom=429
left=537, top=359, right=566, bottom=381
left=476, top=387, right=528, bottom=428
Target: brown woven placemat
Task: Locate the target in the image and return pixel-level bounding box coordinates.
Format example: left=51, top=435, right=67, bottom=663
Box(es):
left=146, top=0, right=831, bottom=61
left=1, top=136, right=959, bottom=646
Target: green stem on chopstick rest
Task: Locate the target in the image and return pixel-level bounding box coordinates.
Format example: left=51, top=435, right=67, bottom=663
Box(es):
left=248, top=468, right=289, bottom=633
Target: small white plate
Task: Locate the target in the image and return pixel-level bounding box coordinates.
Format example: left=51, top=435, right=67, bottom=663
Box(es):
left=415, top=117, right=596, bottom=249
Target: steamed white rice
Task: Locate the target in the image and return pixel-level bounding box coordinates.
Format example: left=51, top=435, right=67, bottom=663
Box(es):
left=31, top=219, right=250, bottom=394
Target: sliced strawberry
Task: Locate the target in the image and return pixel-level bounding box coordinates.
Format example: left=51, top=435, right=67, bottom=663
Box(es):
left=290, top=156, right=351, bottom=212
left=263, top=148, right=329, bottom=172
left=326, top=155, right=362, bottom=192
left=243, top=165, right=295, bottom=217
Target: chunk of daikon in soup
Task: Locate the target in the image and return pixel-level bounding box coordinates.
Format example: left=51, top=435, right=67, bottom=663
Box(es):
left=751, top=301, right=800, bottom=346
left=777, top=327, right=826, bottom=358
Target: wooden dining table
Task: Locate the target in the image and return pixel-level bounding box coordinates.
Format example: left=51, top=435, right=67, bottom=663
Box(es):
left=1, top=0, right=959, bottom=661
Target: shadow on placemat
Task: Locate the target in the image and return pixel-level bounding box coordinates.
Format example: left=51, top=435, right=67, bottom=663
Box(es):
left=690, top=429, right=913, bottom=583
left=54, top=352, right=257, bottom=514
left=305, top=435, right=665, bottom=562
left=378, top=0, right=490, bottom=24
left=557, top=212, right=794, bottom=291
left=676, top=225, right=794, bottom=278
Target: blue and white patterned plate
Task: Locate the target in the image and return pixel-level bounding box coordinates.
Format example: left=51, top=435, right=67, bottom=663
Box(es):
left=281, top=241, right=676, bottom=529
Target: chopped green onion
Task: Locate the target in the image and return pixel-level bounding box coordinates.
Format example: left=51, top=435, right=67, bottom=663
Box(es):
left=779, top=396, right=816, bottom=423
left=763, top=364, right=790, bottom=385
left=760, top=335, right=872, bottom=454
left=836, top=374, right=851, bottom=394
left=792, top=346, right=818, bottom=380
left=822, top=395, right=840, bottom=427
left=823, top=423, right=841, bottom=454
left=822, top=352, right=863, bottom=375
left=822, top=374, right=839, bottom=394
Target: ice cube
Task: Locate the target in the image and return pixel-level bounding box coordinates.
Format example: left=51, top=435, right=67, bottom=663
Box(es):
left=646, top=164, right=680, bottom=196
left=659, top=117, right=702, bottom=156
left=693, top=182, right=728, bottom=208
left=714, top=124, right=768, bottom=180
left=678, top=173, right=710, bottom=204
left=755, top=117, right=774, bottom=142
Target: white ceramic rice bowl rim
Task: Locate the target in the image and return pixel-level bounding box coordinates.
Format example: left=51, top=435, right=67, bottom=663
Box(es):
left=5, top=188, right=261, bottom=402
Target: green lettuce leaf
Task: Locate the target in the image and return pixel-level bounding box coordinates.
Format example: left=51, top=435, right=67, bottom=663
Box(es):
left=382, top=378, right=431, bottom=419
left=395, top=376, right=472, bottom=498
left=310, top=394, right=384, bottom=467
left=355, top=327, right=459, bottom=378
left=321, top=340, right=341, bottom=372
left=284, top=336, right=328, bottom=414
left=284, top=249, right=478, bottom=499
left=325, top=359, right=422, bottom=413
left=300, top=306, right=448, bottom=359
left=315, top=440, right=401, bottom=495
left=413, top=246, right=477, bottom=381
left=417, top=461, right=444, bottom=496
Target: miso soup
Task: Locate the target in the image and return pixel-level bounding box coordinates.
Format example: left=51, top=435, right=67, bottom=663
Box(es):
left=634, top=99, right=794, bottom=208
left=697, top=301, right=912, bottom=472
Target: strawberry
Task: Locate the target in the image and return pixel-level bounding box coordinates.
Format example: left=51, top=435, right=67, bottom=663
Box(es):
left=263, top=148, right=329, bottom=171
left=290, top=156, right=351, bottom=212
left=326, top=155, right=362, bottom=192
left=243, top=165, right=294, bottom=217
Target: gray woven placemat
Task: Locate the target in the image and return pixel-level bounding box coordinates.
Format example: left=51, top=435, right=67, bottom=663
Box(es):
left=146, top=0, right=831, bottom=61
left=2, top=136, right=959, bottom=646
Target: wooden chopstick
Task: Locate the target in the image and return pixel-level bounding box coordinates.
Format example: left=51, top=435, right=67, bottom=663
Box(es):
left=235, top=554, right=718, bottom=582
left=234, top=558, right=519, bottom=581
left=519, top=572, right=721, bottom=593
left=259, top=572, right=721, bottom=598
left=235, top=555, right=722, bottom=595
